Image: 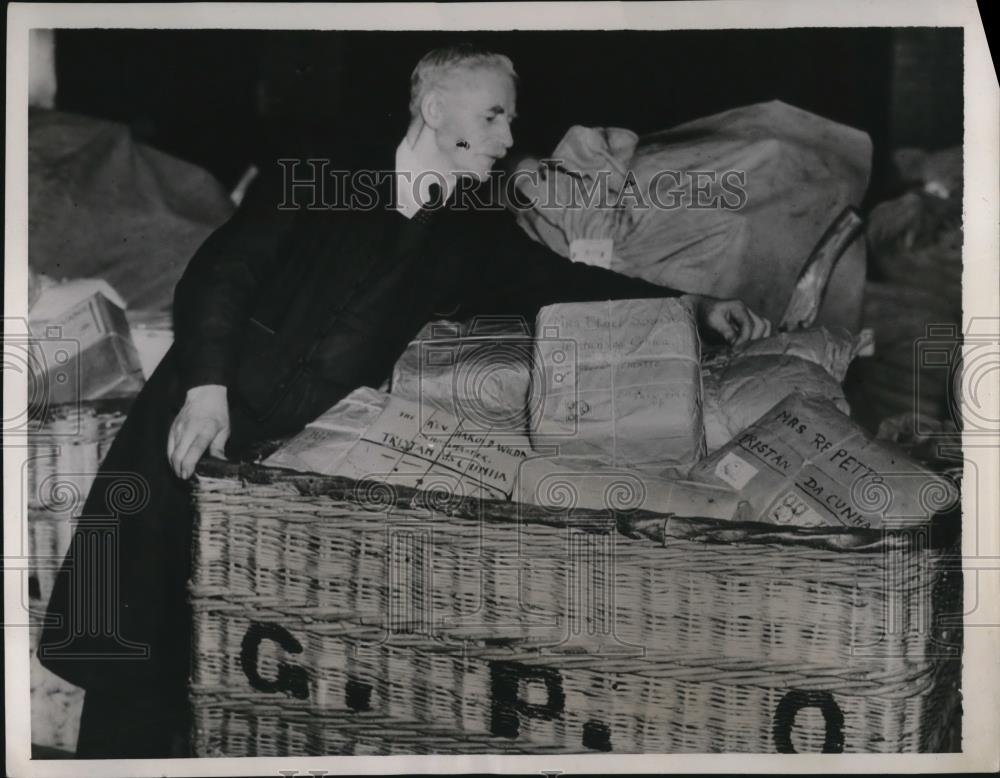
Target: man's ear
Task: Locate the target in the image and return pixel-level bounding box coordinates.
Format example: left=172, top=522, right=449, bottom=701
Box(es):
left=421, top=88, right=446, bottom=130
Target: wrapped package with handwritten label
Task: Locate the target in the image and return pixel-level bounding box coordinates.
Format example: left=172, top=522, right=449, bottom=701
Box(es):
left=267, top=391, right=534, bottom=502
left=265, top=386, right=740, bottom=519
left=530, top=297, right=704, bottom=469
left=687, top=393, right=958, bottom=529
left=335, top=396, right=534, bottom=501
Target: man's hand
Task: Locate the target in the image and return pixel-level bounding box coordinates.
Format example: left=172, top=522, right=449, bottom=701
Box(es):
left=686, top=294, right=771, bottom=346
left=167, top=384, right=230, bottom=480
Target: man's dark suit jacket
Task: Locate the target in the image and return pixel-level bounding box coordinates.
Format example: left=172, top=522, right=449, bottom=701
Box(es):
left=39, top=143, right=684, bottom=702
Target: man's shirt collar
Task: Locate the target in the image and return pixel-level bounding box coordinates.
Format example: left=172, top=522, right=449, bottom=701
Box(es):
left=395, top=138, right=457, bottom=219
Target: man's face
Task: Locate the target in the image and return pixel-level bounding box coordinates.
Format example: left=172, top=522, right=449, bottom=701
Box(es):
left=434, top=67, right=516, bottom=180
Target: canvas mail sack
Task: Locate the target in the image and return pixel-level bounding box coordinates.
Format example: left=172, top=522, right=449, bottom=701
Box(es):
left=688, top=393, right=958, bottom=529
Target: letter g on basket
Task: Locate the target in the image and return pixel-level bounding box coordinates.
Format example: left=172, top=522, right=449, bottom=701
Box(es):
left=240, top=621, right=309, bottom=700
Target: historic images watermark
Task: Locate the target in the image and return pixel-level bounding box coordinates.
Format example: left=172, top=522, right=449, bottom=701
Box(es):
left=275, top=159, right=750, bottom=213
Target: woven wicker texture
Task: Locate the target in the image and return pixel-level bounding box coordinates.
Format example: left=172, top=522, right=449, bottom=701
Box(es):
left=190, top=461, right=962, bottom=755
left=26, top=402, right=128, bottom=602
left=191, top=602, right=960, bottom=755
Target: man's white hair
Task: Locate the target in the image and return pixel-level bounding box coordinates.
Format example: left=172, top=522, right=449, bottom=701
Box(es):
left=409, top=44, right=517, bottom=121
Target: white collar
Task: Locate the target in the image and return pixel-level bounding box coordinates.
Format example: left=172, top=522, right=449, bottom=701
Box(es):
left=395, top=138, right=457, bottom=219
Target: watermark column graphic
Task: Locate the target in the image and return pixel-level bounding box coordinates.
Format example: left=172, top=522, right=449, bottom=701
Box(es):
left=350, top=473, right=489, bottom=644
left=387, top=522, right=434, bottom=637
left=406, top=315, right=645, bottom=653
left=917, top=318, right=1000, bottom=636
left=915, top=318, right=1000, bottom=438
left=848, top=317, right=1000, bottom=659
left=351, top=473, right=563, bottom=644
left=4, top=315, right=150, bottom=659
left=514, top=465, right=648, bottom=657
left=4, top=315, right=82, bottom=627
left=35, top=471, right=152, bottom=661
left=399, top=319, right=578, bottom=641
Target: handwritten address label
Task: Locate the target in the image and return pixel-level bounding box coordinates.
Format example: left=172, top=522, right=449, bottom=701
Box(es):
left=336, top=396, right=533, bottom=501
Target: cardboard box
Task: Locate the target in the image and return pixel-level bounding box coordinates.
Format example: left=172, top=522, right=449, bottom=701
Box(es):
left=30, top=290, right=144, bottom=406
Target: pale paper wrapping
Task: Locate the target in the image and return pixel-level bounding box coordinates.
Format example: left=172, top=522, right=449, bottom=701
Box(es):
left=514, top=455, right=749, bottom=521
left=334, top=396, right=533, bottom=501
left=390, top=322, right=532, bottom=435
left=267, top=388, right=742, bottom=519
left=688, top=393, right=959, bottom=529
left=531, top=297, right=705, bottom=469
left=263, top=386, right=393, bottom=475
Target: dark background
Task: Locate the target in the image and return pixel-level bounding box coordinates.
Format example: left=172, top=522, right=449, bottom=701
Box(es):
left=53, top=27, right=963, bottom=200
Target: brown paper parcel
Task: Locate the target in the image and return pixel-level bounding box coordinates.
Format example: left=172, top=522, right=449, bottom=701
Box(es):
left=530, top=297, right=704, bottom=469
left=687, top=393, right=959, bottom=529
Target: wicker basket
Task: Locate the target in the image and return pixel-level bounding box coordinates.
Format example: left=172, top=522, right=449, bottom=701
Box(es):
left=190, top=460, right=962, bottom=755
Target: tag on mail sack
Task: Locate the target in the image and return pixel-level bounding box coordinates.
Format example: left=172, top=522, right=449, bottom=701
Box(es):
left=530, top=298, right=704, bottom=469
left=687, top=393, right=958, bottom=529
left=569, top=238, right=614, bottom=269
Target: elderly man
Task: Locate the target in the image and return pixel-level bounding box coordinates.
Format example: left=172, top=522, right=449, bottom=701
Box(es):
left=40, top=44, right=770, bottom=758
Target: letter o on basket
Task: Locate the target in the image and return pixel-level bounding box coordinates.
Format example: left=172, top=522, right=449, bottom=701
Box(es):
left=772, top=690, right=845, bottom=753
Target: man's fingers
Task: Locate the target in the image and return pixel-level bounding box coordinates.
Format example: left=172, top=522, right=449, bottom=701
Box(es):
left=728, top=305, right=753, bottom=346
left=749, top=311, right=770, bottom=341
left=711, top=308, right=738, bottom=343
left=208, top=425, right=230, bottom=461
left=176, top=427, right=215, bottom=480
left=169, top=421, right=195, bottom=478
left=706, top=299, right=772, bottom=346
left=168, top=417, right=191, bottom=478
left=750, top=310, right=772, bottom=341
left=167, top=416, right=179, bottom=468
left=170, top=414, right=219, bottom=479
